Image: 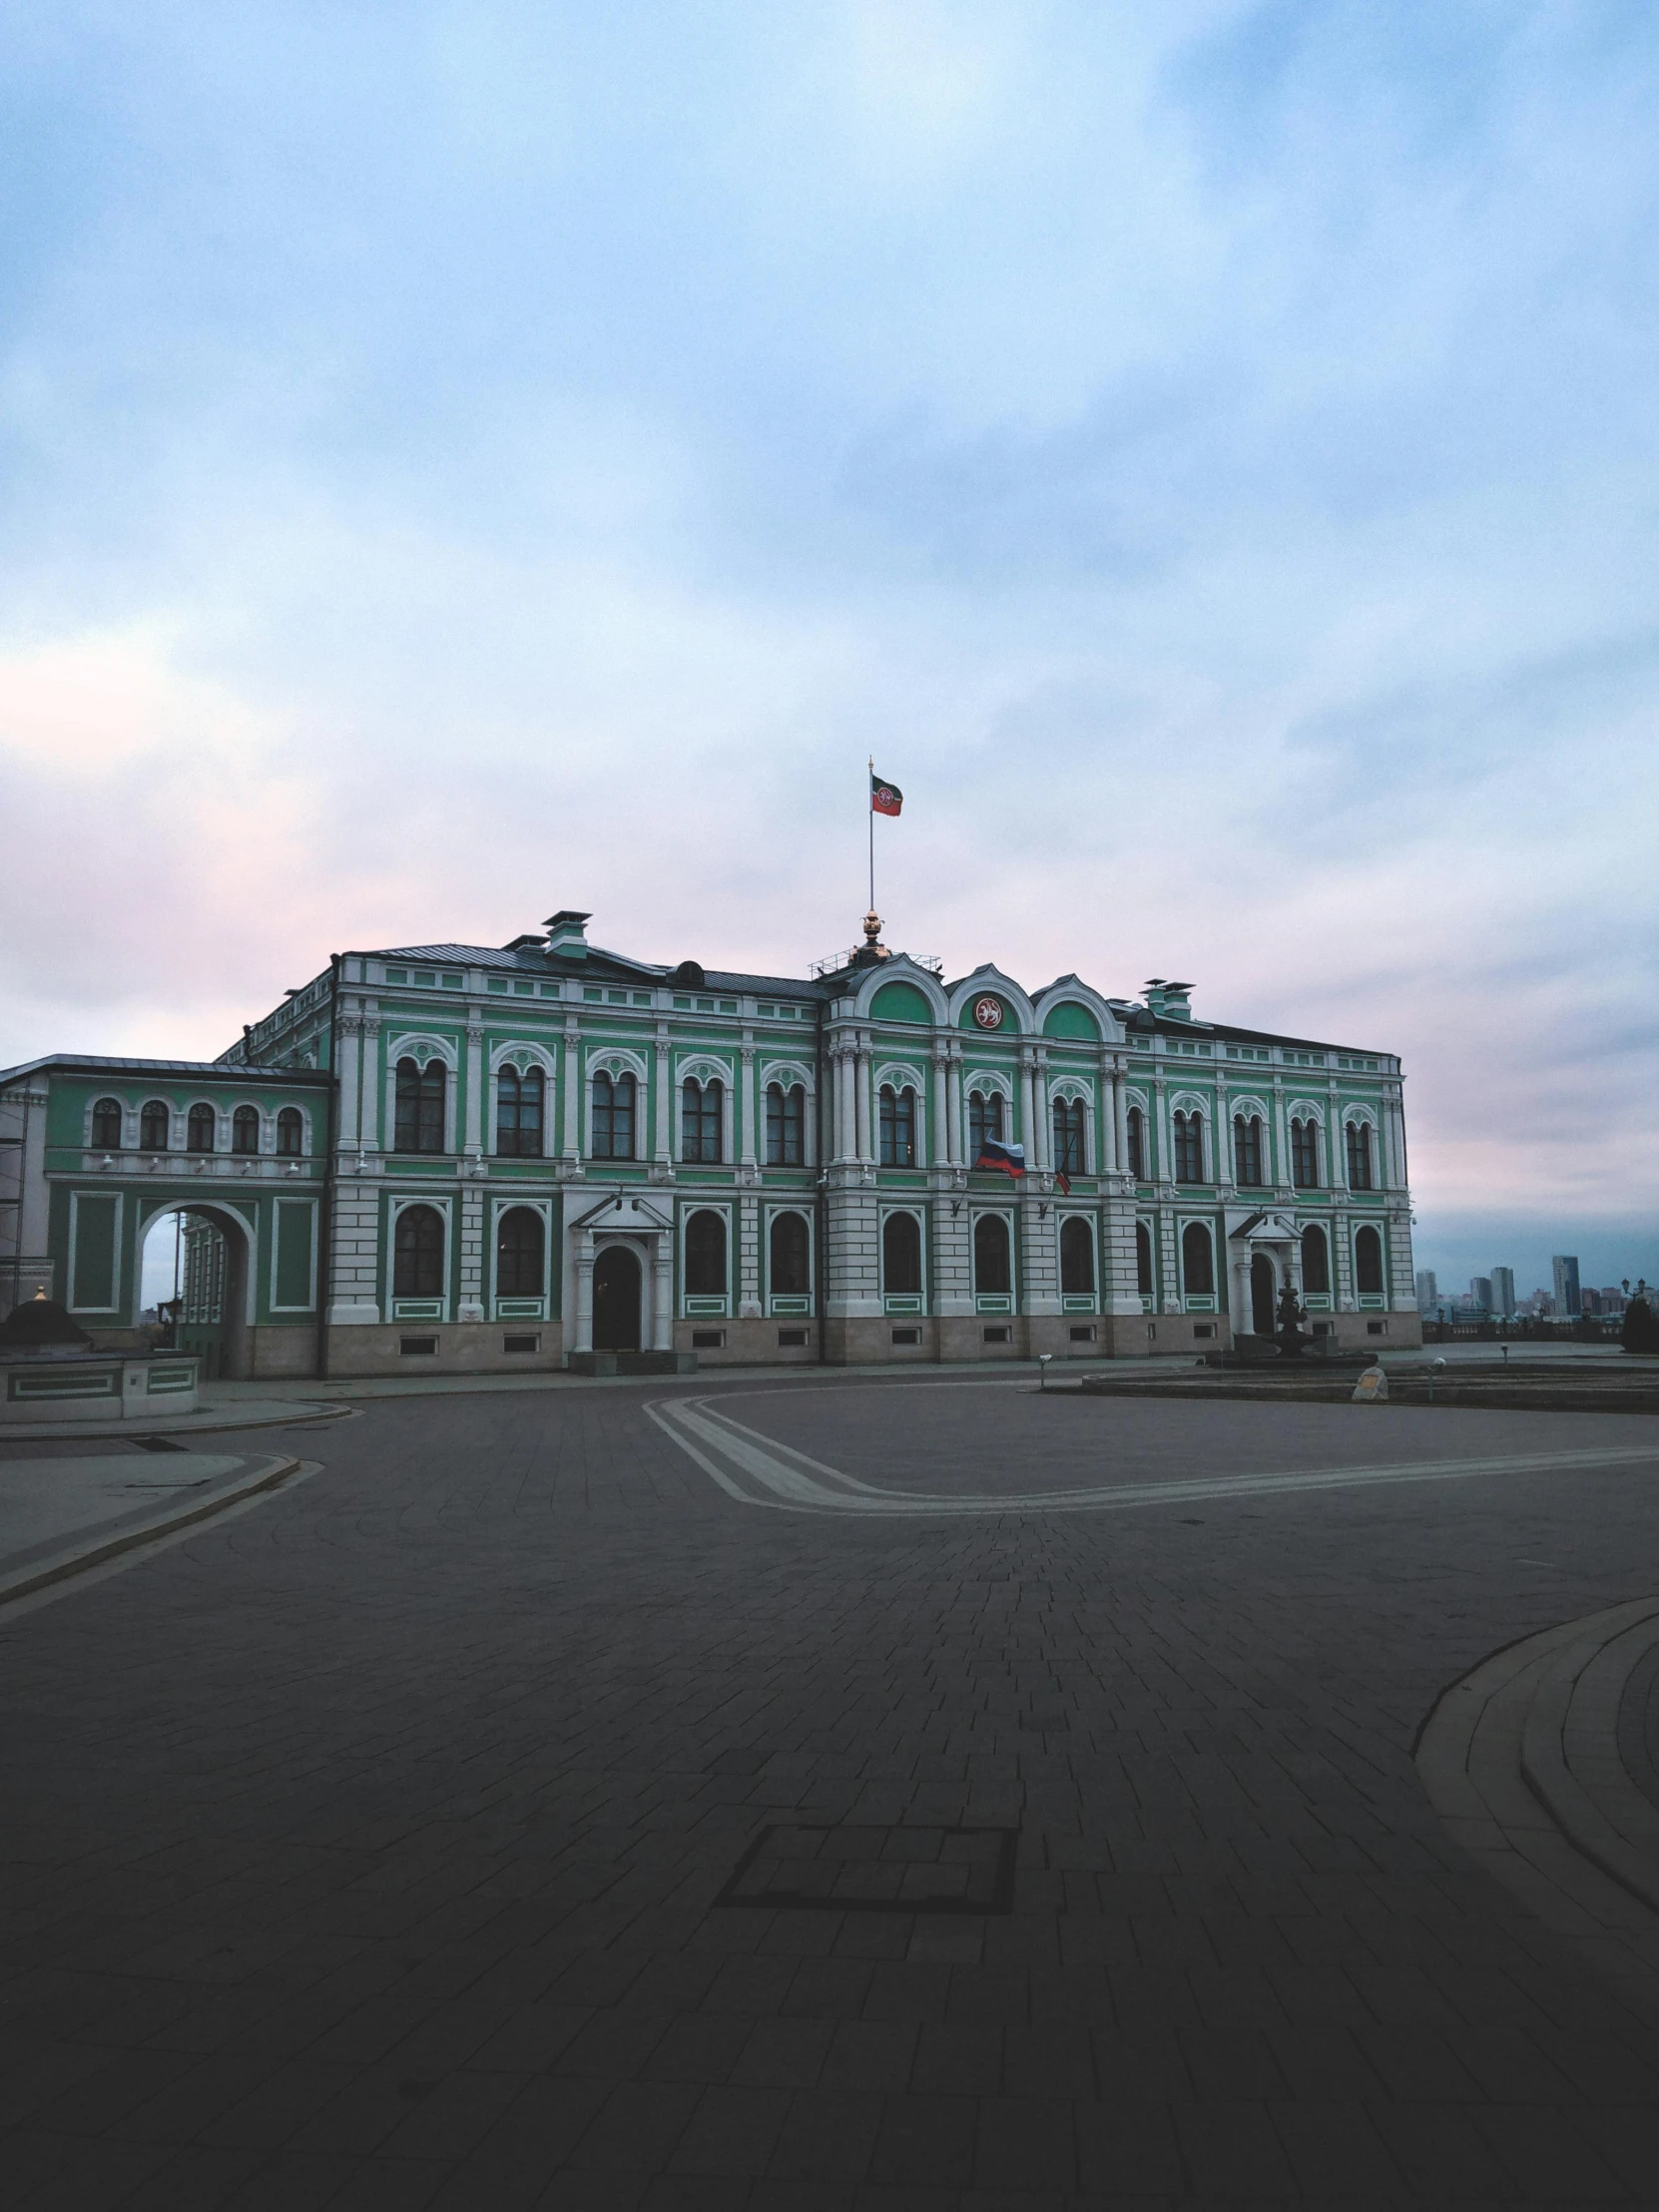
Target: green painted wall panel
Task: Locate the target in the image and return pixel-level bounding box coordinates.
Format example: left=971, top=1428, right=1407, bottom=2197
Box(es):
left=71, top=1193, right=120, bottom=1310
left=275, top=1202, right=314, bottom=1309
left=1042, top=1000, right=1100, bottom=1041
left=869, top=979, right=934, bottom=1025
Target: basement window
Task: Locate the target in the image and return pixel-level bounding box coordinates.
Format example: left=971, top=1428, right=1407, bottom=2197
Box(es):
left=891, top=1328, right=921, bottom=1346
left=399, top=1336, right=438, bottom=1357
left=692, top=1330, right=725, bottom=1350
left=502, top=1334, right=539, bottom=1354
left=778, top=1329, right=809, bottom=1347
left=983, top=1326, right=1011, bottom=1345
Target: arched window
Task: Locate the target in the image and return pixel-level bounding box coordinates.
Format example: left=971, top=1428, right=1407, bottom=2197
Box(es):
left=395, top=1058, right=446, bottom=1154
left=1052, top=1098, right=1085, bottom=1177
left=1232, top=1114, right=1264, bottom=1187
left=1173, top=1111, right=1205, bottom=1183
left=1060, top=1216, right=1094, bottom=1295
left=1181, top=1222, right=1214, bottom=1295
left=1126, top=1105, right=1146, bottom=1179
left=968, top=1090, right=1004, bottom=1161
left=276, top=1107, right=303, bottom=1157
left=393, top=1204, right=445, bottom=1297
left=232, top=1106, right=261, bottom=1155
left=497, top=1065, right=544, bottom=1157
left=881, top=1211, right=922, bottom=1294
left=1292, top=1118, right=1320, bottom=1189
left=770, top=1211, right=811, bottom=1296
left=683, top=1078, right=723, bottom=1164
left=1346, top=1119, right=1374, bottom=1191
left=766, top=1082, right=805, bottom=1166
left=140, top=1100, right=171, bottom=1152
left=1355, top=1224, right=1384, bottom=1295
left=1135, top=1221, right=1153, bottom=1295
left=187, top=1104, right=216, bottom=1153
left=591, top=1070, right=635, bottom=1160
left=879, top=1085, right=916, bottom=1167
left=685, top=1209, right=727, bottom=1295
left=90, top=1098, right=123, bottom=1150
left=973, top=1214, right=1011, bottom=1294
left=1301, top=1224, right=1330, bottom=1295
left=495, top=1206, right=545, bottom=1298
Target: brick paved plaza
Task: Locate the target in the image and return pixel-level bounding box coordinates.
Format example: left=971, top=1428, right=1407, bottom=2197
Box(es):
left=5, top=1377, right=1659, bottom=2208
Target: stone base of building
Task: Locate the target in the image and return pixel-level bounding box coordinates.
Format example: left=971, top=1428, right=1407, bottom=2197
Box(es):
left=322, top=1320, right=567, bottom=1380
left=568, top=1350, right=698, bottom=1377
left=671, top=1320, right=822, bottom=1366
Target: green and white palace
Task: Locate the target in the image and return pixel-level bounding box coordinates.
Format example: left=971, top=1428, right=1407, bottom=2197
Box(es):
left=0, top=908, right=1420, bottom=1377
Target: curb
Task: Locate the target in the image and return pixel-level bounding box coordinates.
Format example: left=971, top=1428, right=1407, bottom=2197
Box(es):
left=0, top=1453, right=303, bottom=1608
left=1416, top=1596, right=1659, bottom=2002
left=0, top=1401, right=351, bottom=1445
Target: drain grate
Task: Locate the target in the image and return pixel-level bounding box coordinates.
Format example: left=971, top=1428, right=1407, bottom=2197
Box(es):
left=131, top=1435, right=188, bottom=1453
left=715, top=1823, right=1018, bottom=1915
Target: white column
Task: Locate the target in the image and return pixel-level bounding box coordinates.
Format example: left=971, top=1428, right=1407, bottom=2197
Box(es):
left=654, top=1231, right=674, bottom=1348
left=1033, top=1051, right=1051, bottom=1171
left=336, top=1015, right=363, bottom=1149
left=946, top=1049, right=963, bottom=1167
left=930, top=1049, right=949, bottom=1169
left=1154, top=1074, right=1170, bottom=1183
left=740, top=1046, right=757, bottom=1169
left=1271, top=1076, right=1291, bottom=1191
left=722, top=1076, right=736, bottom=1167
left=574, top=1238, right=595, bottom=1350
left=465, top=1019, right=484, bottom=1155
left=854, top=1042, right=871, bottom=1163
left=654, top=1030, right=672, bottom=1167
left=562, top=1019, right=581, bottom=1162
left=359, top=1016, right=382, bottom=1150
left=1109, top=1064, right=1128, bottom=1175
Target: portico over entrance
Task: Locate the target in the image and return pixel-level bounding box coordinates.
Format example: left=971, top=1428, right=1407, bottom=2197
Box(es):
left=566, top=1190, right=675, bottom=1359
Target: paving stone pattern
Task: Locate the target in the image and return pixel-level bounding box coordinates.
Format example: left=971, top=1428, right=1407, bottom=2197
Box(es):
left=3, top=1382, right=1659, bottom=2208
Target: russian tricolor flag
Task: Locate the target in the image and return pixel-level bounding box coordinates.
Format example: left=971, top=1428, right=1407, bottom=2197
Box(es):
left=974, top=1135, right=1026, bottom=1179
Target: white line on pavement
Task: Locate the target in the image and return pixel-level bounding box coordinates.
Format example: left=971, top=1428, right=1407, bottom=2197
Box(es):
left=644, top=1395, right=1659, bottom=1517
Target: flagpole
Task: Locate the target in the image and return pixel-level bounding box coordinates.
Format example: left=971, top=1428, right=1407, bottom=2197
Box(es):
left=867, top=753, right=874, bottom=916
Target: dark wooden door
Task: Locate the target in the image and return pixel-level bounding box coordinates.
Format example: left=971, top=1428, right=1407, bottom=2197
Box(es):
left=593, top=1245, right=642, bottom=1352
left=1250, top=1253, right=1276, bottom=1336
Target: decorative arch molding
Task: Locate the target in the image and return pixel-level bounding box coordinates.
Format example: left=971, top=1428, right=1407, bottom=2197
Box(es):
left=1033, top=974, right=1124, bottom=1045
left=675, top=1053, right=734, bottom=1088
left=490, top=1038, right=558, bottom=1078
left=1286, top=1098, right=1327, bottom=1125
left=761, top=1059, right=816, bottom=1094
left=1342, top=1102, right=1381, bottom=1128
left=963, top=1068, right=1014, bottom=1101
left=586, top=1045, right=649, bottom=1085
left=1169, top=1089, right=1212, bottom=1119
left=387, top=1032, right=458, bottom=1070
left=947, top=964, right=1037, bottom=1034
left=854, top=955, right=949, bottom=1024
left=1046, top=1073, right=1093, bottom=1104
left=1227, top=1094, right=1272, bottom=1125
left=873, top=1061, right=926, bottom=1095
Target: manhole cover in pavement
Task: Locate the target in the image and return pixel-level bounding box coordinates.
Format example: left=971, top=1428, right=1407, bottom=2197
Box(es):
left=714, top=1823, right=1018, bottom=1915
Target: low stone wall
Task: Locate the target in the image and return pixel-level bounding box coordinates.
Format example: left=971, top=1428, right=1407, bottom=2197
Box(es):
left=322, top=1321, right=566, bottom=1379
left=1, top=1354, right=200, bottom=1422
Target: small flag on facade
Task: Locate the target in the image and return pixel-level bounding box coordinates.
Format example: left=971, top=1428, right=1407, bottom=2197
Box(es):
left=870, top=772, right=903, bottom=818
left=1054, top=1169, right=1072, bottom=1196
left=974, top=1135, right=1026, bottom=1179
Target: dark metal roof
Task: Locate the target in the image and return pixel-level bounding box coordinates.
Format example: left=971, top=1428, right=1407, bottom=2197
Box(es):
left=0, top=1053, right=331, bottom=1087
left=366, top=943, right=830, bottom=999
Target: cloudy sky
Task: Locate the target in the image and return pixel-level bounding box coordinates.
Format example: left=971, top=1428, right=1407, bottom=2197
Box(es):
left=3, top=1, right=1655, bottom=1298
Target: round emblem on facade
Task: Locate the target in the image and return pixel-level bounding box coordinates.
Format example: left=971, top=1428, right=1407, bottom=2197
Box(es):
left=973, top=995, right=1004, bottom=1030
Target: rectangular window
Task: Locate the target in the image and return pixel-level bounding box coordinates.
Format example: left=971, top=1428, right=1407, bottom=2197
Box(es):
left=982, top=1325, right=1011, bottom=1344
left=879, top=1086, right=916, bottom=1167
left=1292, top=1121, right=1320, bottom=1188
left=399, top=1336, right=438, bottom=1356
left=1346, top=1121, right=1374, bottom=1190
left=766, top=1083, right=804, bottom=1166
left=890, top=1327, right=921, bottom=1346
left=778, top=1328, right=809, bottom=1347
left=1233, top=1116, right=1263, bottom=1186
left=495, top=1068, right=544, bottom=1158
left=1052, top=1099, right=1085, bottom=1175
left=692, top=1329, right=726, bottom=1349
left=592, top=1073, right=635, bottom=1160
left=683, top=1079, right=723, bottom=1163
left=503, top=1333, right=540, bottom=1354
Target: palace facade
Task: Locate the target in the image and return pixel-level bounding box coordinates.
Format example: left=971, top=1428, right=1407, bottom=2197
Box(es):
left=0, top=908, right=1420, bottom=1377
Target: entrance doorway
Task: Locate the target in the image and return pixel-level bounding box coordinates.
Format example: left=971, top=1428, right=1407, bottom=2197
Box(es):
left=1250, top=1253, right=1276, bottom=1337
left=593, top=1244, right=642, bottom=1352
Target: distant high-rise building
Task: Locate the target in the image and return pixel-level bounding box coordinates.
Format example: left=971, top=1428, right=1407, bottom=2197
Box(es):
left=1490, top=1267, right=1515, bottom=1317
left=1552, top=1256, right=1582, bottom=1317
left=1415, top=1270, right=1437, bottom=1312
left=1470, top=1277, right=1493, bottom=1313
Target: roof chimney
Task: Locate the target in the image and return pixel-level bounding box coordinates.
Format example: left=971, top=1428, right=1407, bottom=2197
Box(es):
left=544, top=909, right=591, bottom=960
left=1143, top=978, right=1193, bottom=1022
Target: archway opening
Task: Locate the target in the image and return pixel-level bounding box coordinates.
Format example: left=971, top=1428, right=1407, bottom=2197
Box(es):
left=1250, top=1252, right=1276, bottom=1337
left=138, top=1203, right=253, bottom=1380
left=593, top=1244, right=642, bottom=1352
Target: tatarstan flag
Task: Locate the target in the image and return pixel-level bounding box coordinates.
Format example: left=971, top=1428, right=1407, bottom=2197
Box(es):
left=870, top=772, right=903, bottom=817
